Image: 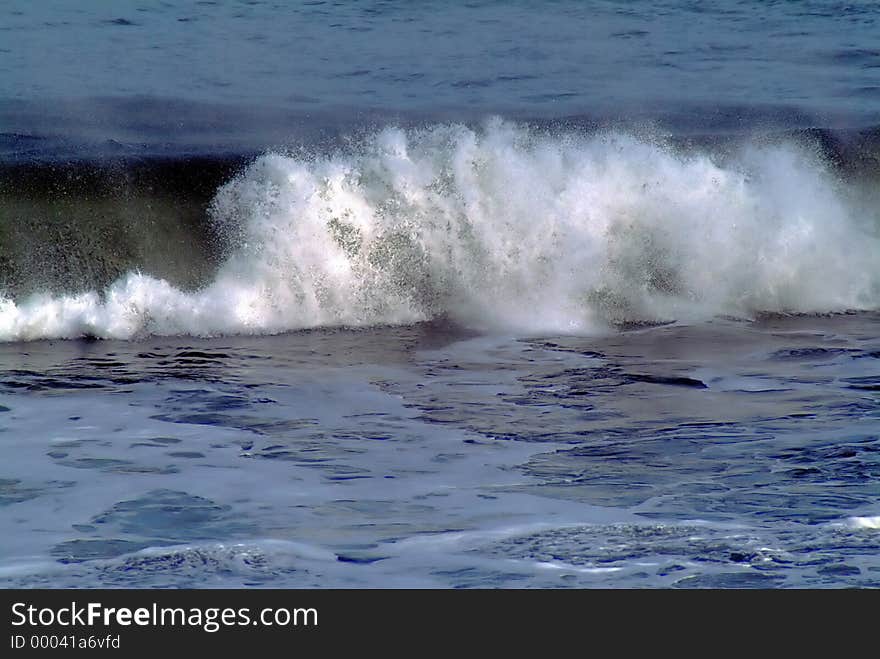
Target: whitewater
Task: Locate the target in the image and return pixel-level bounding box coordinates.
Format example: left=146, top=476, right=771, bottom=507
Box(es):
left=2, top=120, right=878, bottom=342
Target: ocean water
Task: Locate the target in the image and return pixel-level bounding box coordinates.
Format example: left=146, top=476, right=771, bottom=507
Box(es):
left=1, top=1, right=879, bottom=588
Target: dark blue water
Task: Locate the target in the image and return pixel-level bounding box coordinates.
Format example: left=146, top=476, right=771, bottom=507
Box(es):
left=2, top=0, right=879, bottom=155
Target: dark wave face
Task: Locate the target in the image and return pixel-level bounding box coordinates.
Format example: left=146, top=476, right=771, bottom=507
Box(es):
left=0, top=156, right=243, bottom=297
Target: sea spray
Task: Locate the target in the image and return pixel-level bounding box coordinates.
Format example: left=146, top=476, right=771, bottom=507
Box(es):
left=1, top=120, right=878, bottom=341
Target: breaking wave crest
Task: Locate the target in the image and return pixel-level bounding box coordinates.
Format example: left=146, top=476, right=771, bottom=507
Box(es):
left=1, top=119, right=879, bottom=341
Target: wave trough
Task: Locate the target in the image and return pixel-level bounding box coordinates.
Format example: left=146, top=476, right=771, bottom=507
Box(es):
left=1, top=120, right=879, bottom=341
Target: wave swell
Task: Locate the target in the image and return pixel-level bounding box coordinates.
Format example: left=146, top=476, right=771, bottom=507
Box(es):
left=1, top=119, right=879, bottom=341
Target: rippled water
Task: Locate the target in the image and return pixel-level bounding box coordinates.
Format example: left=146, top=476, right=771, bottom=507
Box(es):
left=1, top=315, right=877, bottom=588
left=2, top=0, right=879, bottom=152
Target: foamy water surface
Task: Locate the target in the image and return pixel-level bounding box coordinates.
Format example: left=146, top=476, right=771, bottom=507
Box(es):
left=0, top=315, right=878, bottom=588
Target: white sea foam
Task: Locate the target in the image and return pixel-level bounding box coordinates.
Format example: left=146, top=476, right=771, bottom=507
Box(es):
left=847, top=516, right=880, bottom=529
left=1, top=120, right=878, bottom=341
